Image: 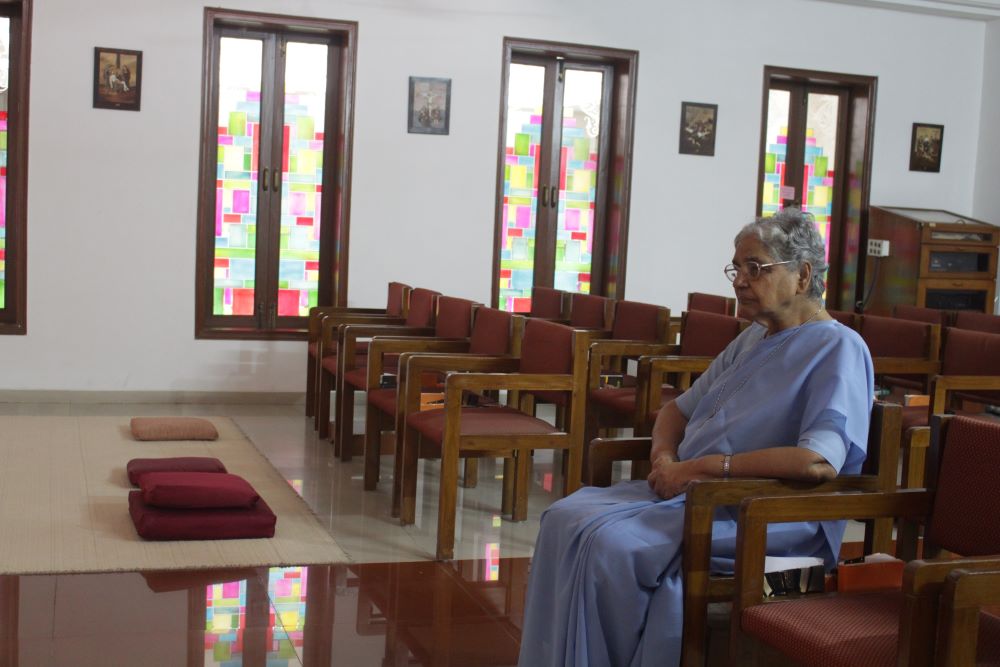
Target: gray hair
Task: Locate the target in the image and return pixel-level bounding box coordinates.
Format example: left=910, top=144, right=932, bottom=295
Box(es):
left=734, top=208, right=829, bottom=300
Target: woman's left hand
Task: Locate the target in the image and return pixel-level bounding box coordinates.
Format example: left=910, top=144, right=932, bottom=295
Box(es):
left=647, top=456, right=712, bottom=499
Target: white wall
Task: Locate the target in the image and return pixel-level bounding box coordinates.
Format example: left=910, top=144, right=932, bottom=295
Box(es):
left=974, top=18, right=1000, bottom=312
left=0, top=0, right=989, bottom=391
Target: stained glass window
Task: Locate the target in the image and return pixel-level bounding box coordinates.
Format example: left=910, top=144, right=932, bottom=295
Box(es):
left=268, top=566, right=309, bottom=661
left=0, top=18, right=9, bottom=311
left=204, top=578, right=248, bottom=663
left=802, top=92, right=839, bottom=267
left=213, top=37, right=262, bottom=317
left=760, top=89, right=790, bottom=218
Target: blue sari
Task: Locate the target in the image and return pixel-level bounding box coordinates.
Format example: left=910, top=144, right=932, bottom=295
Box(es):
left=518, top=320, right=874, bottom=666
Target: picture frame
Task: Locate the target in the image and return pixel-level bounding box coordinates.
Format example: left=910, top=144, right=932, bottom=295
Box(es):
left=93, top=47, right=142, bottom=111
left=909, top=123, right=943, bottom=172
left=407, top=76, right=451, bottom=135
left=678, top=101, right=717, bottom=156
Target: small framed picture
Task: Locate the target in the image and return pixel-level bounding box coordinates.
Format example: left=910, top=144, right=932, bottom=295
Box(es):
left=909, top=123, right=943, bottom=172
left=93, top=47, right=142, bottom=111
left=407, top=76, right=451, bottom=135
left=678, top=101, right=718, bottom=156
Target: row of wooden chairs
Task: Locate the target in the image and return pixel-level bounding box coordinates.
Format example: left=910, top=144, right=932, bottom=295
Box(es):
left=894, top=303, right=1000, bottom=334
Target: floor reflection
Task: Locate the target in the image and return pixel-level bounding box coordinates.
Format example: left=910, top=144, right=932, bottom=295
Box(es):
left=3, top=558, right=530, bottom=667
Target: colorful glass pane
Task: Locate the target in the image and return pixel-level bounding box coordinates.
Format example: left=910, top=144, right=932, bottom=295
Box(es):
left=212, top=38, right=262, bottom=316
left=268, top=566, right=309, bottom=661
left=553, top=69, right=601, bottom=295
left=760, top=88, right=790, bottom=217
left=0, top=18, right=9, bottom=310
left=498, top=63, right=544, bottom=313
left=278, top=42, right=326, bottom=317
left=802, top=92, right=839, bottom=269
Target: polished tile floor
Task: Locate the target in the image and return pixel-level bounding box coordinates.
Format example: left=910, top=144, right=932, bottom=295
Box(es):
left=0, top=401, right=565, bottom=666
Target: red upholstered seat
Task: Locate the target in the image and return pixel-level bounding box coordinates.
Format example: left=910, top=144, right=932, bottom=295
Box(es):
left=126, top=457, right=227, bottom=486
left=589, top=385, right=682, bottom=416
left=367, top=388, right=397, bottom=415
left=128, top=492, right=276, bottom=540
left=569, top=293, right=611, bottom=329
left=139, top=472, right=260, bottom=509
left=321, top=354, right=366, bottom=374
left=611, top=300, right=665, bottom=341
left=679, top=310, right=744, bottom=356
left=979, top=610, right=1000, bottom=663
left=407, top=406, right=559, bottom=443
left=954, top=310, right=1000, bottom=334
left=530, top=286, right=565, bottom=319
left=741, top=591, right=902, bottom=667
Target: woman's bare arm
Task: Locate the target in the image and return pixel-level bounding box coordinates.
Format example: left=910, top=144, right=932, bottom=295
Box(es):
left=647, top=444, right=836, bottom=499
left=649, top=401, right=688, bottom=464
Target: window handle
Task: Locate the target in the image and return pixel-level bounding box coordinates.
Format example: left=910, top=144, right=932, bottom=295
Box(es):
left=540, top=185, right=549, bottom=207
left=550, top=186, right=558, bottom=208
left=272, top=169, right=281, bottom=192
left=261, top=167, right=269, bottom=192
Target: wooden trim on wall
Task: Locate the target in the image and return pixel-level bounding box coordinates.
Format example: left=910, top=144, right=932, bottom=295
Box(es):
left=0, top=0, right=31, bottom=335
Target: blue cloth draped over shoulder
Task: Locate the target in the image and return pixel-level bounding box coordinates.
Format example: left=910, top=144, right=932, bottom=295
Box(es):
left=517, top=319, right=874, bottom=667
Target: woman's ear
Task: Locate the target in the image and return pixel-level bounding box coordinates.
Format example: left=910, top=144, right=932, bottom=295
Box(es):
left=797, top=262, right=813, bottom=294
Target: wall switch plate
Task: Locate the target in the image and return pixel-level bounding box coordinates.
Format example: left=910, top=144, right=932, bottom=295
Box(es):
left=867, top=239, right=890, bottom=257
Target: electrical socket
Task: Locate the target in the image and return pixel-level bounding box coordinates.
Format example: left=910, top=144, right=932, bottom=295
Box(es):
left=867, top=239, right=890, bottom=257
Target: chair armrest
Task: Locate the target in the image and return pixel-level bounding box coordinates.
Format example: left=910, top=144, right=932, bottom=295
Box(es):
left=587, top=342, right=679, bottom=389
left=931, top=374, right=1000, bottom=414
left=734, top=490, right=933, bottom=607
left=319, top=314, right=405, bottom=346
left=366, top=338, right=471, bottom=385
left=640, top=355, right=716, bottom=374
left=588, top=437, right=652, bottom=487
left=935, top=568, right=1000, bottom=666
left=872, top=358, right=942, bottom=375
left=445, top=372, right=573, bottom=394
left=398, top=355, right=520, bottom=415
left=308, top=306, right=387, bottom=337
left=906, top=556, right=1000, bottom=594
left=338, top=324, right=435, bottom=365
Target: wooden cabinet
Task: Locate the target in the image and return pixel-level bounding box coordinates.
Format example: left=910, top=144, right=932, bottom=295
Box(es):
left=864, top=207, right=998, bottom=316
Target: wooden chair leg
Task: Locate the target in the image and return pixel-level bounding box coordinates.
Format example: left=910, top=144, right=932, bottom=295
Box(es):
left=338, top=383, right=357, bottom=462
left=399, top=429, right=420, bottom=525
left=501, top=457, right=514, bottom=516
left=462, top=458, right=478, bottom=488
left=363, top=402, right=382, bottom=491
left=318, top=368, right=333, bottom=441
left=512, top=450, right=530, bottom=522
left=306, top=352, right=316, bottom=418
left=436, top=444, right=460, bottom=560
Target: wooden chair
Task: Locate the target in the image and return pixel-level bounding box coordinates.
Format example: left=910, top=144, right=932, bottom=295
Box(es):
left=315, top=287, right=438, bottom=441
left=688, top=291, right=738, bottom=316
left=397, top=319, right=598, bottom=559
left=859, top=313, right=942, bottom=396
left=331, top=289, right=448, bottom=460
left=306, top=281, right=410, bottom=421
left=729, top=414, right=1000, bottom=667
left=934, top=568, right=1000, bottom=666
left=567, top=292, right=615, bottom=331
left=894, top=304, right=952, bottom=328
left=360, top=306, right=522, bottom=495
left=529, top=286, right=567, bottom=319
left=587, top=402, right=902, bottom=667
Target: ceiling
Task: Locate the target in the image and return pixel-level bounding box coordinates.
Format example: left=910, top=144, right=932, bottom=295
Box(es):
left=809, top=0, right=1000, bottom=20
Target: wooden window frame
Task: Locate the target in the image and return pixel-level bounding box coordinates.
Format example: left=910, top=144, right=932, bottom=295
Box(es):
left=0, top=0, right=31, bottom=335
left=491, top=37, right=638, bottom=306
left=194, top=8, right=357, bottom=341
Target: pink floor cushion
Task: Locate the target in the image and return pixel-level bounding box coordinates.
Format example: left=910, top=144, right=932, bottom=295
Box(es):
left=126, top=457, right=227, bottom=486
left=128, top=492, right=277, bottom=541
left=139, top=472, right=260, bottom=509
left=130, top=417, right=219, bottom=441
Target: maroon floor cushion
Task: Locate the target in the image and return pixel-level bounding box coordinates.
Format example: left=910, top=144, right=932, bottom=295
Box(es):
left=126, top=457, right=227, bottom=486
left=130, top=417, right=219, bottom=441
left=128, top=492, right=277, bottom=540
left=139, top=472, right=260, bottom=509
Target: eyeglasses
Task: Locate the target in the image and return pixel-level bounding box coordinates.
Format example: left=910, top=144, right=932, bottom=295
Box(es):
left=723, top=260, right=794, bottom=282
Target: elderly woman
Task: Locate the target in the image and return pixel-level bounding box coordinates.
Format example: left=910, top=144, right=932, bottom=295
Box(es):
left=518, top=209, right=874, bottom=667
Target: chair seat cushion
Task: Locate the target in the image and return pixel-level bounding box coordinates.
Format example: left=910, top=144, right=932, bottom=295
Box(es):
left=980, top=609, right=1000, bottom=663
left=128, top=491, right=276, bottom=540
left=130, top=417, right=219, bottom=441
left=590, top=386, right=683, bottom=416
left=308, top=341, right=319, bottom=358
left=139, top=472, right=260, bottom=509
left=126, top=457, right=227, bottom=486
left=320, top=354, right=367, bottom=374
left=741, top=591, right=901, bottom=667
left=368, top=388, right=397, bottom=415
left=406, top=406, right=559, bottom=443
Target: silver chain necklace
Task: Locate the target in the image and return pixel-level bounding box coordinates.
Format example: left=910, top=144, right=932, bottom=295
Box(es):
left=706, top=307, right=824, bottom=420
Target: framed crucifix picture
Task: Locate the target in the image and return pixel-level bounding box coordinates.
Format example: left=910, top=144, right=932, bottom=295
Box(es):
left=407, top=76, right=451, bottom=135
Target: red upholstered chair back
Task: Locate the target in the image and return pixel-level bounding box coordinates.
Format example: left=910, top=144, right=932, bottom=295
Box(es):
left=954, top=310, right=1000, bottom=334
left=827, top=309, right=857, bottom=329
left=678, top=311, right=743, bottom=357
left=611, top=300, right=667, bottom=342
left=386, top=282, right=411, bottom=317
left=434, top=297, right=476, bottom=338
left=530, top=286, right=565, bottom=319
left=469, top=307, right=514, bottom=355
left=569, top=293, right=611, bottom=329
left=520, top=318, right=574, bottom=405
left=688, top=292, right=736, bottom=316
left=925, top=416, right=1000, bottom=556
left=941, top=327, right=1000, bottom=376
left=404, top=288, right=440, bottom=327
left=859, top=314, right=934, bottom=358
left=894, top=304, right=951, bottom=327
